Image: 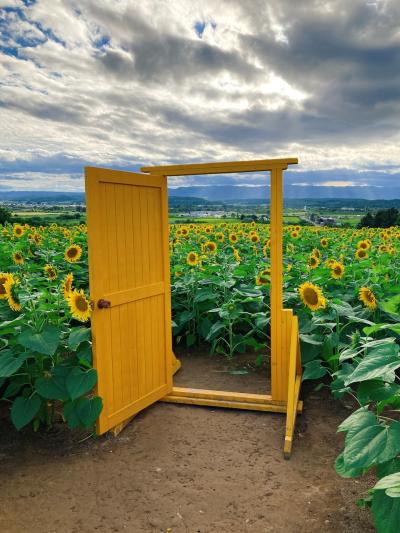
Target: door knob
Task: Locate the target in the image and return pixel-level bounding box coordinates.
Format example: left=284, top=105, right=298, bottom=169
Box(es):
left=97, top=299, right=111, bottom=309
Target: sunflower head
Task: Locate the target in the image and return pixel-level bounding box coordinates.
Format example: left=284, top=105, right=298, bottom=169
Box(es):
left=65, top=244, right=82, bottom=263
left=330, top=261, right=345, bottom=279
left=215, top=232, right=225, bottom=242
left=44, top=264, right=58, bottom=280
left=6, top=283, right=21, bottom=312
left=299, top=282, right=326, bottom=311
left=67, top=289, right=91, bottom=322
left=0, top=273, right=13, bottom=300
left=229, top=233, right=238, bottom=243
left=357, top=240, right=370, bottom=250
left=308, top=254, right=320, bottom=269
left=359, top=287, right=377, bottom=310
left=12, top=252, right=24, bottom=265
left=250, top=233, right=260, bottom=243
left=355, top=249, right=368, bottom=260
left=291, top=231, right=299, bottom=239
left=186, top=251, right=199, bottom=266
left=203, top=241, right=217, bottom=253
left=62, top=273, right=74, bottom=299
left=320, top=238, right=328, bottom=247
left=13, top=224, right=25, bottom=238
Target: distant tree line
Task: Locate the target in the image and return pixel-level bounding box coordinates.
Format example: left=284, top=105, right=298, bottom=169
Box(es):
left=358, top=207, right=400, bottom=228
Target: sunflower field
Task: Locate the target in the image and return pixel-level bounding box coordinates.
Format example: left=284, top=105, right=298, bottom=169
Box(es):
left=1, top=219, right=400, bottom=531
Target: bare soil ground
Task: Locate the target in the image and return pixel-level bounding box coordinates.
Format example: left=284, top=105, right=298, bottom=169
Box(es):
left=0, top=352, right=374, bottom=533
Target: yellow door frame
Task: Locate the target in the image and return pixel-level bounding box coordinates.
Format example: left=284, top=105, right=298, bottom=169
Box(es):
left=140, top=158, right=302, bottom=458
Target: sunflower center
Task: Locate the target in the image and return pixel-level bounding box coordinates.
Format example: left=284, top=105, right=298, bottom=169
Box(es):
left=303, top=287, right=318, bottom=305
left=67, top=248, right=78, bottom=258
left=75, top=295, right=88, bottom=312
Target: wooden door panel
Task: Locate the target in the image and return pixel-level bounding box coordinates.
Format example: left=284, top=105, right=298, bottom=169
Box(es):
left=85, top=167, right=173, bottom=434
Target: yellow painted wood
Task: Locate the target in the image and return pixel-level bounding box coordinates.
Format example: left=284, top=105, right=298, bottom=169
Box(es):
left=141, top=158, right=298, bottom=176
left=85, top=167, right=173, bottom=435
left=172, top=352, right=181, bottom=374
left=284, top=315, right=302, bottom=459
left=162, top=394, right=303, bottom=414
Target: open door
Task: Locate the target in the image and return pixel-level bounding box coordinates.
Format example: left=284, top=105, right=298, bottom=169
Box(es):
left=85, top=167, right=173, bottom=434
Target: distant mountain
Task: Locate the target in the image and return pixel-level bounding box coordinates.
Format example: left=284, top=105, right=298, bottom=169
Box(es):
left=2, top=189, right=400, bottom=208
left=169, top=185, right=400, bottom=201
left=0, top=191, right=85, bottom=203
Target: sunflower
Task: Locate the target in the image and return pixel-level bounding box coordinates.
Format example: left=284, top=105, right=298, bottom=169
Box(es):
left=44, top=264, right=58, bottom=280
left=215, top=232, right=225, bottom=242
left=357, top=240, right=370, bottom=250
left=320, top=238, right=328, bottom=247
left=61, top=273, right=74, bottom=299
left=229, top=233, right=238, bottom=243
left=181, top=227, right=189, bottom=237
left=67, top=289, right=91, bottom=322
left=250, top=233, right=260, bottom=243
left=299, top=282, right=326, bottom=311
left=12, top=252, right=24, bottom=265
left=186, top=251, right=199, bottom=266
left=355, top=249, right=368, bottom=260
left=312, top=248, right=321, bottom=259
left=359, top=287, right=377, bottom=310
left=65, top=244, right=82, bottom=263
left=325, top=258, right=335, bottom=268
left=256, top=268, right=270, bottom=286
left=13, top=224, right=25, bottom=238
left=233, top=248, right=241, bottom=263
left=6, top=283, right=21, bottom=312
left=330, top=261, right=345, bottom=279
left=0, top=273, right=13, bottom=299
left=203, top=241, right=217, bottom=253
left=308, top=254, right=320, bottom=269
left=291, top=231, right=299, bottom=239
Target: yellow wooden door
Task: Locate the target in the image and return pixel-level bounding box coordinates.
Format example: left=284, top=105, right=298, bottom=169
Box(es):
left=85, top=167, right=173, bottom=434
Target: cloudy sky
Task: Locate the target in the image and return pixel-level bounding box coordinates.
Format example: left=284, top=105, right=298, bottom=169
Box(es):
left=0, top=0, right=399, bottom=196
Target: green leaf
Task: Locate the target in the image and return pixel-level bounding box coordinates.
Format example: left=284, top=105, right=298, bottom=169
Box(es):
left=374, top=472, right=400, bottom=494
left=63, top=400, right=81, bottom=429
left=11, top=394, right=41, bottom=430
left=344, top=347, right=400, bottom=386
left=377, top=422, right=400, bottom=464
left=372, top=490, right=400, bottom=533
left=66, top=367, right=97, bottom=400
left=76, top=396, right=103, bottom=428
left=35, top=367, right=70, bottom=400
left=343, top=424, right=387, bottom=469
left=206, top=321, right=225, bottom=341
left=335, top=452, right=365, bottom=478
left=18, top=325, right=60, bottom=356
left=0, top=350, right=29, bottom=377
left=302, top=360, right=328, bottom=381
left=68, top=327, right=91, bottom=350
left=186, top=333, right=196, bottom=347
left=380, top=294, right=400, bottom=319
left=357, top=381, right=400, bottom=406
left=193, top=290, right=216, bottom=303
left=300, top=334, right=323, bottom=345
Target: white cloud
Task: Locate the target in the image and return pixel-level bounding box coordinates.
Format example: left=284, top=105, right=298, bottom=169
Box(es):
left=0, top=0, right=399, bottom=192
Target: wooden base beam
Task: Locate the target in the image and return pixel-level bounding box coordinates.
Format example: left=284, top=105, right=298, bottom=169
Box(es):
left=161, top=386, right=303, bottom=414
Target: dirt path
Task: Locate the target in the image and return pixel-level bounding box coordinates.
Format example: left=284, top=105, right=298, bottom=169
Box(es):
left=0, top=353, right=374, bottom=533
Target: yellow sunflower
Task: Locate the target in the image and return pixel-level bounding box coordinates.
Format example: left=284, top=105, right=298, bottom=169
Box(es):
left=312, top=248, right=321, bottom=259
left=61, top=273, right=74, bottom=299
left=203, top=241, right=217, bottom=253
left=67, top=289, right=91, bottom=322
left=299, top=282, right=326, bottom=311
left=65, top=244, right=82, bottom=263
left=308, top=254, right=320, bottom=269
left=250, top=233, right=260, bottom=243
left=330, top=261, right=345, bottom=279
left=256, top=268, right=270, bottom=286
left=233, top=248, right=241, bottom=263
left=291, top=231, right=299, bottom=239
left=355, top=249, right=368, bottom=260
left=0, top=273, right=13, bottom=300
left=320, top=238, right=328, bottom=247
left=215, top=232, right=225, bottom=242
left=359, top=287, right=377, bottom=310
left=357, top=240, right=370, bottom=250
left=13, top=224, right=25, bottom=238
left=186, top=251, right=199, bottom=266
left=6, top=284, right=21, bottom=312
left=44, top=264, right=58, bottom=280
left=12, top=252, right=24, bottom=265
left=229, top=233, right=238, bottom=243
